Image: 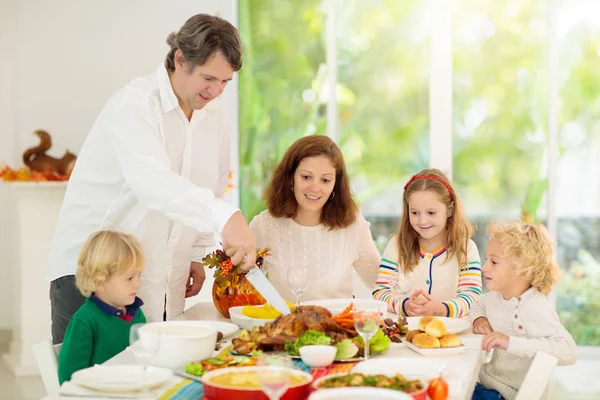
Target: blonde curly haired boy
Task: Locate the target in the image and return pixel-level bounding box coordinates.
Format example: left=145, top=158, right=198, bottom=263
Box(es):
left=470, top=221, right=577, bottom=400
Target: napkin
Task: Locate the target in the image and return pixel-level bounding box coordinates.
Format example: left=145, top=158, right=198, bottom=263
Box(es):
left=158, top=379, right=204, bottom=400
left=309, top=361, right=358, bottom=382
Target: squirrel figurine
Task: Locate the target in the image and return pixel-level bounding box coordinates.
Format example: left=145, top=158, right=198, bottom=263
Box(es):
left=22, top=130, right=77, bottom=176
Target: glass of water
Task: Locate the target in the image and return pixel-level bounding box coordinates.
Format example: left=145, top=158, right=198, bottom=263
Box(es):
left=287, top=265, right=308, bottom=306
left=390, top=271, right=413, bottom=307
left=129, top=324, right=160, bottom=397
left=257, top=353, right=292, bottom=400
left=353, top=306, right=382, bottom=360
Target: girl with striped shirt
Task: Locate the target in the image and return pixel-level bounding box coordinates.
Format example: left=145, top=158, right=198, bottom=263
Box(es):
left=373, top=168, right=482, bottom=318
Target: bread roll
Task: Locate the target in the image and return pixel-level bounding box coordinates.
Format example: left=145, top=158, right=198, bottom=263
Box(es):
left=424, top=318, right=448, bottom=338
left=418, top=316, right=435, bottom=331
left=412, top=333, right=440, bottom=349
left=439, top=334, right=462, bottom=348
left=405, top=329, right=422, bottom=343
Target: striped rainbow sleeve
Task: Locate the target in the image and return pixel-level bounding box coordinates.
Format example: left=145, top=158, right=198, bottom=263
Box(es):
left=441, top=243, right=483, bottom=318
left=372, top=239, right=408, bottom=315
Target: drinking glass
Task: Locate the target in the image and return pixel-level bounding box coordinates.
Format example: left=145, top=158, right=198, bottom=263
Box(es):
left=397, top=270, right=413, bottom=296
left=287, top=265, right=307, bottom=305
left=401, top=270, right=414, bottom=293
left=353, top=306, right=382, bottom=360
left=257, top=353, right=292, bottom=400
left=129, top=324, right=160, bottom=398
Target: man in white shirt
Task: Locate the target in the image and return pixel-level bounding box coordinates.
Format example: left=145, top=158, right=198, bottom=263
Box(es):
left=48, top=14, right=256, bottom=344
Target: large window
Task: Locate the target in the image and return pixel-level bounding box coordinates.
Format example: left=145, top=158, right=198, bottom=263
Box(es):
left=238, top=0, right=600, bottom=345
left=337, top=0, right=430, bottom=248
left=453, top=0, right=548, bottom=221
left=452, top=0, right=549, bottom=287
left=554, top=0, right=600, bottom=345
left=238, top=0, right=326, bottom=219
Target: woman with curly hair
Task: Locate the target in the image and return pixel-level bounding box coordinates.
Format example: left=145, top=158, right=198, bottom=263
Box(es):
left=470, top=221, right=577, bottom=400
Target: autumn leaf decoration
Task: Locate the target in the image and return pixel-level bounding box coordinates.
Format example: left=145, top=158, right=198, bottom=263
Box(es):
left=203, top=247, right=271, bottom=288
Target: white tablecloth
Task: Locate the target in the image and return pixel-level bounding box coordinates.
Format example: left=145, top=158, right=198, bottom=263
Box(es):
left=44, top=302, right=485, bottom=400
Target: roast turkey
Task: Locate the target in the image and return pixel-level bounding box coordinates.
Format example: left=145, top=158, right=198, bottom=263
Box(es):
left=258, top=305, right=357, bottom=351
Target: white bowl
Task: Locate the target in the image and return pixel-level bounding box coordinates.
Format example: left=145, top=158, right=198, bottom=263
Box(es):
left=184, top=320, right=239, bottom=338
left=299, top=345, right=337, bottom=368
left=228, top=306, right=274, bottom=331
left=309, top=387, right=412, bottom=400
left=139, top=321, right=217, bottom=369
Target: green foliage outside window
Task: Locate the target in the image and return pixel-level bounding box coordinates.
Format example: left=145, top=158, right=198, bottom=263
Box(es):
left=238, top=0, right=600, bottom=345
left=238, top=0, right=326, bottom=220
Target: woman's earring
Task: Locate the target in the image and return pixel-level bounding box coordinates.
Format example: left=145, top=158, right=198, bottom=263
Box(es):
left=329, top=192, right=335, bottom=201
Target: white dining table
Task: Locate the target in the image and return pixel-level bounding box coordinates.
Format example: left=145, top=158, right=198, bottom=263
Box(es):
left=44, top=302, right=485, bottom=400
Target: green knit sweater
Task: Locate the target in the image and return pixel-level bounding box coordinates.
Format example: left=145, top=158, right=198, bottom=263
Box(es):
left=58, top=298, right=146, bottom=384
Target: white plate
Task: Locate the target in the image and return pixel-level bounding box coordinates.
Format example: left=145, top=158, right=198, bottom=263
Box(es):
left=406, top=317, right=471, bottom=335
left=402, top=338, right=466, bottom=357
left=228, top=306, right=274, bottom=331
left=70, top=365, right=172, bottom=392
left=187, top=320, right=239, bottom=338
left=353, top=357, right=446, bottom=380
left=300, top=298, right=388, bottom=317
left=309, top=387, right=412, bottom=400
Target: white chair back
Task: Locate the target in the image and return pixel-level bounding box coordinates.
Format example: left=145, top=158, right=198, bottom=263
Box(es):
left=515, top=350, right=558, bottom=400
left=33, top=341, right=62, bottom=396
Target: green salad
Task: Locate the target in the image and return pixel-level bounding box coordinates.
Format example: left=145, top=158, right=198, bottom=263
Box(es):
left=284, top=329, right=391, bottom=360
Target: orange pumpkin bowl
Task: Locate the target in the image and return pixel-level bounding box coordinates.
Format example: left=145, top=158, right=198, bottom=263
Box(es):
left=201, top=366, right=313, bottom=400
left=311, top=373, right=428, bottom=400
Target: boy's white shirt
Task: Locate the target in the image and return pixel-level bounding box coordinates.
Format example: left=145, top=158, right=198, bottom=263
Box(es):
left=469, top=287, right=577, bottom=365
left=469, top=287, right=577, bottom=400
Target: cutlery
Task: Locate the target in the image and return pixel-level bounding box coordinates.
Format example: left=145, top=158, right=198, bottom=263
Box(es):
left=482, top=348, right=494, bottom=364
left=245, top=266, right=291, bottom=315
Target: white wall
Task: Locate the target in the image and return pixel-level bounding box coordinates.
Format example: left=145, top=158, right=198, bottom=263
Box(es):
left=11, top=0, right=235, bottom=156
left=0, top=0, right=237, bottom=329
left=0, top=0, right=20, bottom=332
left=0, top=0, right=17, bottom=167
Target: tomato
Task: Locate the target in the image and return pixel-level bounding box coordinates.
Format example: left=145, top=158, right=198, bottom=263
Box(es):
left=427, top=373, right=449, bottom=400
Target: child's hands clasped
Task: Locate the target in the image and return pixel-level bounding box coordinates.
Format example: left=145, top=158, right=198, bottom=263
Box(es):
left=473, top=317, right=493, bottom=335
left=481, top=331, right=509, bottom=351
left=404, top=291, right=428, bottom=316
left=404, top=290, right=447, bottom=317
